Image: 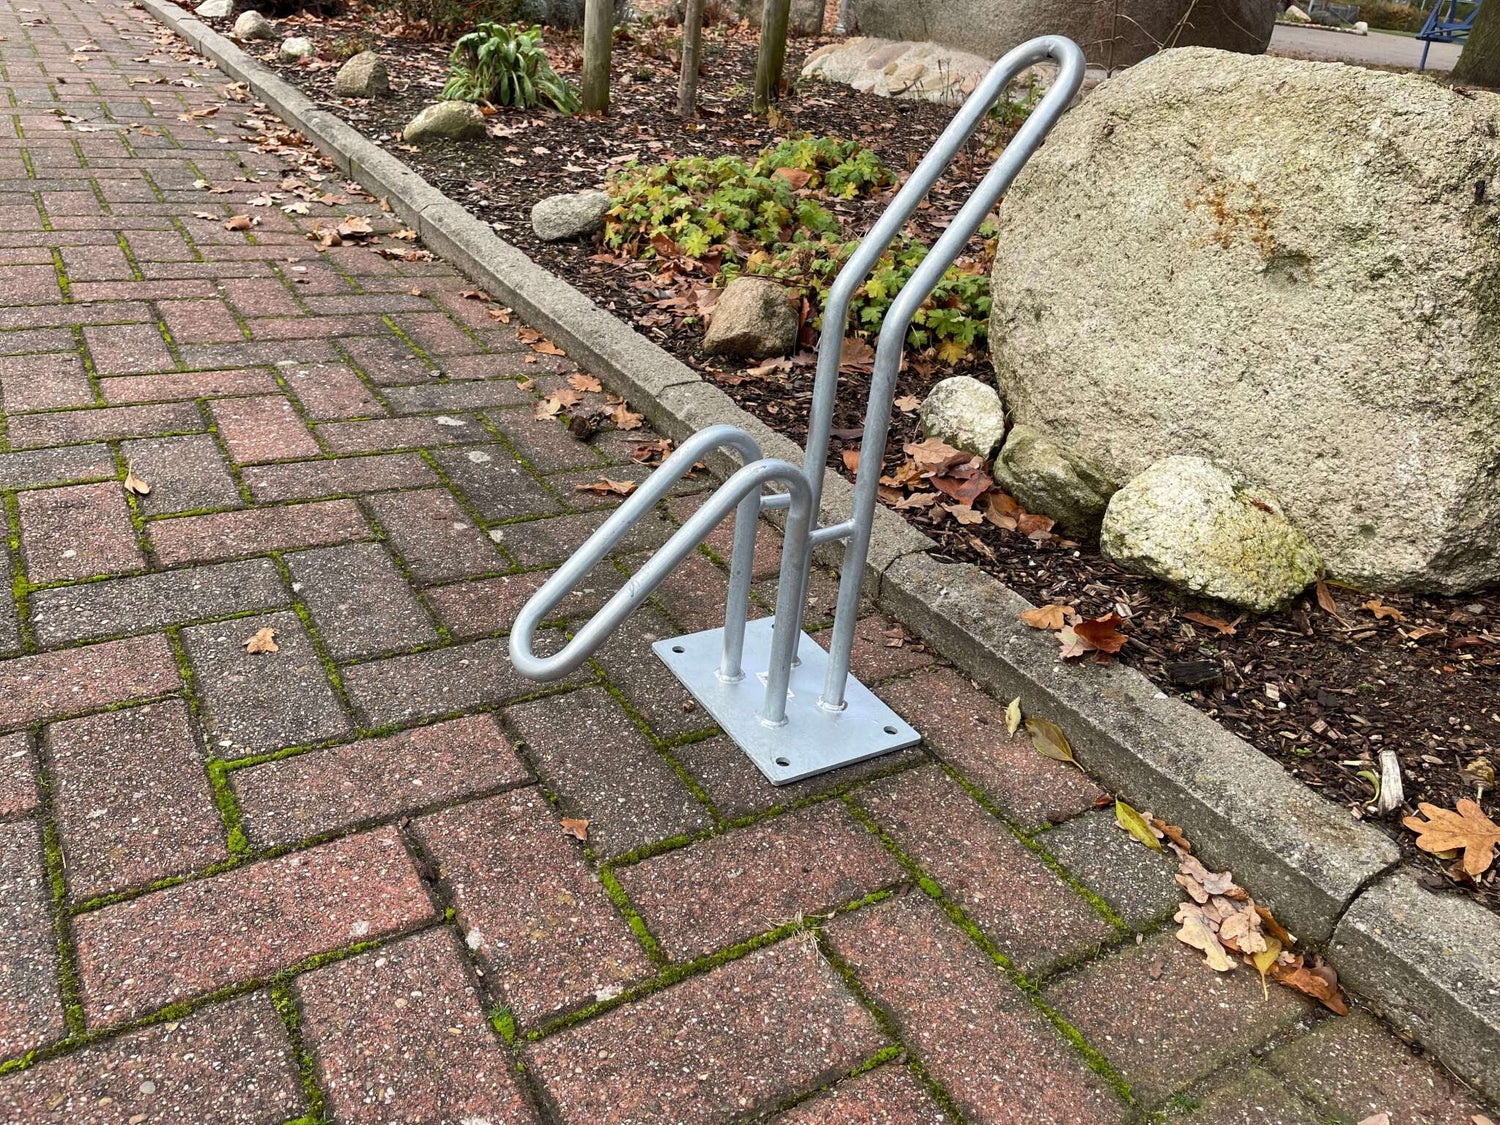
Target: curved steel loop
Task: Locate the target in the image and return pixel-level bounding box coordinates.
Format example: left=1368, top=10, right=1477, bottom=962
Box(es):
left=818, top=35, right=1087, bottom=708
left=508, top=423, right=763, bottom=682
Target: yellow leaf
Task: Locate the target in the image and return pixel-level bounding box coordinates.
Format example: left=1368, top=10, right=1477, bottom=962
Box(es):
left=1005, top=696, right=1022, bottom=736
left=1250, top=936, right=1282, bottom=1001
left=1025, top=717, right=1077, bottom=768
left=1115, top=799, right=1163, bottom=852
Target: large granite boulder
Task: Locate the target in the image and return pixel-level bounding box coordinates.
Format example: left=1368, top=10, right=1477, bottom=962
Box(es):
left=676, top=0, right=822, bottom=35
left=1101, top=457, right=1320, bottom=612
left=844, top=0, right=1276, bottom=68
left=989, top=48, right=1500, bottom=593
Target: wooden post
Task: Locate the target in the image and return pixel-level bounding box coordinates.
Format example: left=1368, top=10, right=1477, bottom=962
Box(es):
left=582, top=0, right=613, bottom=115
left=754, top=0, right=792, bottom=114
left=677, top=0, right=705, bottom=117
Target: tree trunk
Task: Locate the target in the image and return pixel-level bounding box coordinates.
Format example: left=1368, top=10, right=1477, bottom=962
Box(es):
left=1454, top=0, right=1500, bottom=85
left=582, top=0, right=613, bottom=114
left=754, top=0, right=792, bottom=114
left=677, top=0, right=705, bottom=117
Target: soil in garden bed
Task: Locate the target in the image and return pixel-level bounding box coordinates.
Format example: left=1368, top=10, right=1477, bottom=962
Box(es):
left=234, top=7, right=1500, bottom=909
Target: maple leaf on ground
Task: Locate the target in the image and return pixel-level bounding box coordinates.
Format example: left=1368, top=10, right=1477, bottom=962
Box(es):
left=1020, top=604, right=1070, bottom=631
left=568, top=372, right=603, bottom=393
left=1073, top=613, right=1128, bottom=655
left=894, top=394, right=922, bottom=413
left=1403, top=799, right=1500, bottom=877
left=839, top=336, right=875, bottom=371
left=610, top=402, right=644, bottom=430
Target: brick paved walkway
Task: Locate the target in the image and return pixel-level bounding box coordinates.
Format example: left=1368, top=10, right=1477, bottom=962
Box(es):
left=0, top=2, right=1494, bottom=1123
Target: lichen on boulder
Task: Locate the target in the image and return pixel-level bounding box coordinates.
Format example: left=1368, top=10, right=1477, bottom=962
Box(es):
left=1100, top=456, right=1320, bottom=612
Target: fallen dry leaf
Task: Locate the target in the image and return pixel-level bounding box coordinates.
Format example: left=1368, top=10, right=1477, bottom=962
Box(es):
left=1025, top=717, right=1077, bottom=768
left=559, top=818, right=589, bottom=841
left=1073, top=613, right=1128, bottom=655
left=1116, top=799, right=1163, bottom=852
left=1249, top=936, right=1283, bottom=1000
left=122, top=469, right=151, bottom=497
left=1005, top=696, right=1022, bottom=736
left=575, top=478, right=638, bottom=497
left=841, top=449, right=860, bottom=474
left=1361, top=598, right=1405, bottom=622
left=569, top=372, right=603, bottom=394
left=610, top=402, right=644, bottom=430
left=1176, top=907, right=1235, bottom=972
left=1182, top=611, right=1237, bottom=635
left=223, top=214, right=254, bottom=231
left=1271, top=954, right=1348, bottom=1015
left=1403, top=799, right=1500, bottom=877
left=243, top=627, right=278, bottom=654
left=1020, top=604, right=1070, bottom=631
left=1315, top=576, right=1341, bottom=616
left=894, top=394, right=921, bottom=413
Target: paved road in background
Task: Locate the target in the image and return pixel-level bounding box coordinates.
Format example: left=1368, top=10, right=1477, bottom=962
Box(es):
left=1270, top=22, right=1463, bottom=69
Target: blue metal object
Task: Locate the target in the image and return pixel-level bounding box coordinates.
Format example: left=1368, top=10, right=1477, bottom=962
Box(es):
left=1418, top=0, right=1481, bottom=69
left=510, top=35, right=1087, bottom=784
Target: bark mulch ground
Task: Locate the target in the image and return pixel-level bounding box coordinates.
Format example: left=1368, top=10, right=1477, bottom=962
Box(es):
left=233, top=6, right=1500, bottom=909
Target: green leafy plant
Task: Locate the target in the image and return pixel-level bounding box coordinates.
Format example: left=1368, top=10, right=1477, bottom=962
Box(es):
left=728, top=227, right=996, bottom=363
left=603, top=155, right=842, bottom=260
left=751, top=134, right=894, bottom=199
left=442, top=23, right=580, bottom=113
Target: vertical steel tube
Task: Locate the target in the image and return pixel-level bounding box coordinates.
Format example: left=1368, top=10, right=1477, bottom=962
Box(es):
left=758, top=480, right=815, bottom=726
left=819, top=36, right=1086, bottom=710
left=718, top=487, right=760, bottom=681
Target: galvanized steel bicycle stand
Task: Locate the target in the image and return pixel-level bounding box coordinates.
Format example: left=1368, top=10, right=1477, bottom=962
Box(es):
left=510, top=35, right=1086, bottom=785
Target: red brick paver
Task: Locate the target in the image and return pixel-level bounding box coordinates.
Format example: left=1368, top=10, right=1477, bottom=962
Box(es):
left=525, top=939, right=887, bottom=1124
left=295, top=928, right=535, bottom=1124
left=0, top=3, right=1491, bottom=1120
left=74, top=828, right=432, bottom=1026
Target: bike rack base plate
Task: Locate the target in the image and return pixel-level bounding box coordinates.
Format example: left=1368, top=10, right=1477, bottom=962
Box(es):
left=654, top=616, right=921, bottom=786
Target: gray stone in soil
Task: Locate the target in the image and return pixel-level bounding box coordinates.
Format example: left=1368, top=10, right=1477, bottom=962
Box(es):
left=279, top=36, right=314, bottom=60
left=231, top=9, right=273, bottom=38
left=332, top=51, right=388, bottom=98
left=918, top=375, right=1006, bottom=461
left=530, top=190, right=611, bottom=242
left=991, top=423, right=1116, bottom=536
left=195, top=0, right=233, bottom=17
left=403, top=101, right=486, bottom=144
left=702, top=276, right=799, bottom=359
left=1040, top=810, right=1181, bottom=928
left=1100, top=455, right=1320, bottom=612
left=1329, top=873, right=1500, bottom=1103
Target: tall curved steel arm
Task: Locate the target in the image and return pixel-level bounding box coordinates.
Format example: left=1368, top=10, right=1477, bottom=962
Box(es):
left=802, top=35, right=1085, bottom=522
left=819, top=35, right=1086, bottom=707
left=509, top=423, right=763, bottom=682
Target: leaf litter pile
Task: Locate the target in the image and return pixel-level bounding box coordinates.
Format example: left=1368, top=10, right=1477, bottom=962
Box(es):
left=231, top=3, right=1500, bottom=909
